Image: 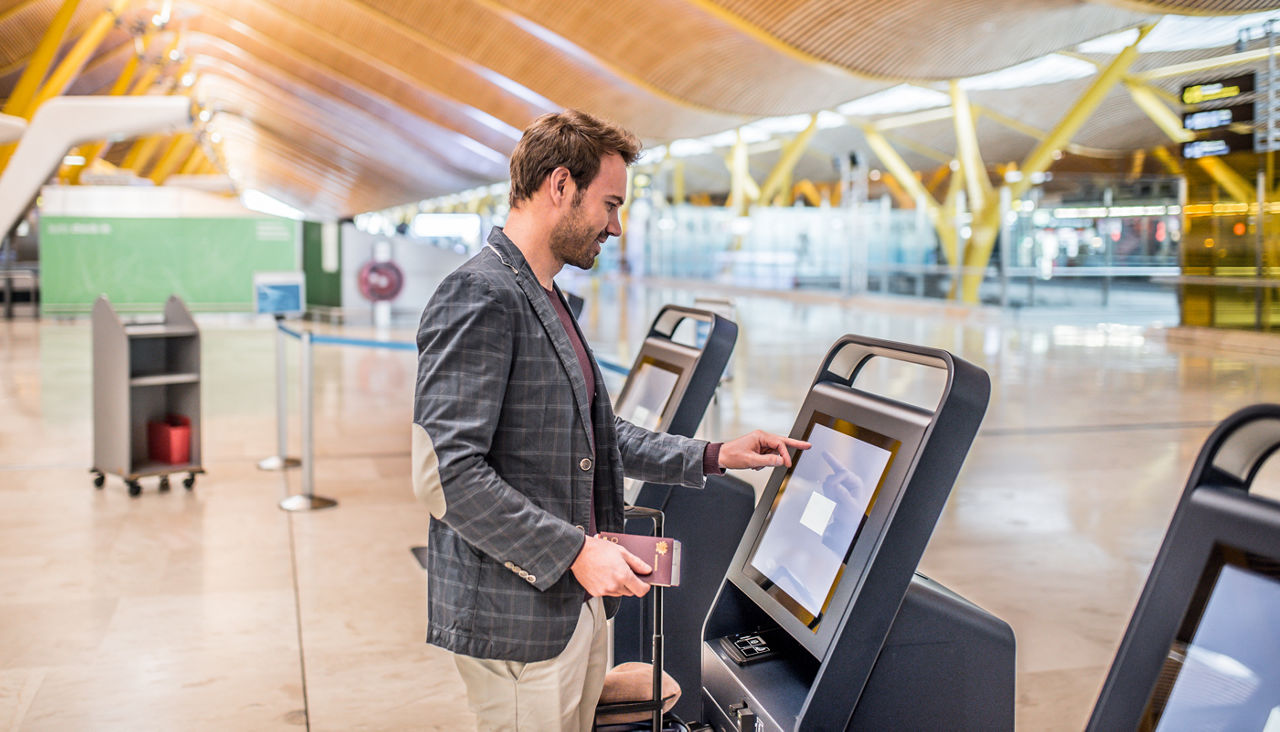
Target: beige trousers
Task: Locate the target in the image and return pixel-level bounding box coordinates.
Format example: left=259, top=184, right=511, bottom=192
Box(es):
left=453, top=596, right=609, bottom=732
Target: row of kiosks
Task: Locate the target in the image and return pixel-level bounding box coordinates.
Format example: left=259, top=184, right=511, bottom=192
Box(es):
left=608, top=308, right=1015, bottom=730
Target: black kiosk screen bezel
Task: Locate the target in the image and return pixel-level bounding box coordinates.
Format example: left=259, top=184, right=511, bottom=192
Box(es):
left=1090, top=486, right=1280, bottom=729
left=727, top=383, right=931, bottom=660
left=613, top=340, right=700, bottom=433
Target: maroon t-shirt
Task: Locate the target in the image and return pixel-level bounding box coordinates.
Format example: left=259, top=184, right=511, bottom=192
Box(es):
left=544, top=287, right=597, bottom=537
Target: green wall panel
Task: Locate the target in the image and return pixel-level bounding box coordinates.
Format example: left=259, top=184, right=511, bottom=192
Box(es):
left=40, top=216, right=298, bottom=314
left=302, top=220, right=341, bottom=307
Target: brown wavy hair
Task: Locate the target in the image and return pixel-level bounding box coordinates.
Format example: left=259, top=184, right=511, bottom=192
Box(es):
left=508, top=110, right=641, bottom=209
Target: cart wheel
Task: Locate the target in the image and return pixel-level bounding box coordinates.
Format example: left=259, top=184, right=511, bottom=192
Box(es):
left=126, top=480, right=142, bottom=497
left=92, top=471, right=105, bottom=488
left=159, top=476, right=171, bottom=492
left=183, top=474, right=196, bottom=490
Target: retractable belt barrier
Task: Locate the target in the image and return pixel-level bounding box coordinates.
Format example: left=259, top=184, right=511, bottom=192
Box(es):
left=263, top=321, right=630, bottom=513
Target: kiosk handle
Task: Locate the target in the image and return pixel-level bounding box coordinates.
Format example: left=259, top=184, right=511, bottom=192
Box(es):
left=813, top=334, right=957, bottom=413
left=1182, top=404, right=1280, bottom=493
left=645, top=304, right=734, bottom=345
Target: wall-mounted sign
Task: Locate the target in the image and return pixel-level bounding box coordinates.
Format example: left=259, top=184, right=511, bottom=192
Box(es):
left=1181, top=73, right=1256, bottom=105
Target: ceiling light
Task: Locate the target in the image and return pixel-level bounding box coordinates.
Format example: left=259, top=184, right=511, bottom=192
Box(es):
left=836, top=85, right=949, bottom=117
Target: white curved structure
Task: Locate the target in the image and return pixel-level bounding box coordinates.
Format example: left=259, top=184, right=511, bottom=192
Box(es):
left=0, top=114, right=26, bottom=144
left=0, top=96, right=191, bottom=236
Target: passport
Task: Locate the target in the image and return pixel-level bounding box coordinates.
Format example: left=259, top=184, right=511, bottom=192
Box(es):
left=597, top=531, right=682, bottom=587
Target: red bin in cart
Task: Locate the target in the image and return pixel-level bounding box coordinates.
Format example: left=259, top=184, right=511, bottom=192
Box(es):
left=148, top=415, right=191, bottom=464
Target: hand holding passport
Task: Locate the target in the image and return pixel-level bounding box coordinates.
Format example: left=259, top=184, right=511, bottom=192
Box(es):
left=597, top=532, right=682, bottom=587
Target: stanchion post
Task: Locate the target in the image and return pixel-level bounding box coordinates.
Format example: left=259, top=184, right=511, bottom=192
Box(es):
left=280, top=329, right=337, bottom=512
left=258, top=315, right=301, bottom=470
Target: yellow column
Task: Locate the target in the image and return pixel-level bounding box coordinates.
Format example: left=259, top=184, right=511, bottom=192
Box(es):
left=758, top=114, right=818, bottom=205
left=3, top=0, right=82, bottom=118
left=148, top=133, right=195, bottom=184
left=949, top=81, right=993, bottom=213
left=30, top=0, right=132, bottom=111
left=864, top=125, right=958, bottom=266
left=956, top=25, right=1154, bottom=302
left=0, top=0, right=85, bottom=169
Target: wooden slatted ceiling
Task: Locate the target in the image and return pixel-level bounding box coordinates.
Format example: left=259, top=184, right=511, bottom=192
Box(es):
left=696, top=0, right=1151, bottom=79
left=493, top=0, right=887, bottom=115
left=2, top=0, right=1277, bottom=217
left=1107, top=0, right=1280, bottom=13
left=317, top=0, right=753, bottom=138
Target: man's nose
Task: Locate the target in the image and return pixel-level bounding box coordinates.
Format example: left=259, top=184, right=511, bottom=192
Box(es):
left=607, top=211, right=622, bottom=237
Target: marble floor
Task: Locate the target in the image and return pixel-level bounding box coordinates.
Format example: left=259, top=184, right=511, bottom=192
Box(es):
left=3, top=275, right=1280, bottom=730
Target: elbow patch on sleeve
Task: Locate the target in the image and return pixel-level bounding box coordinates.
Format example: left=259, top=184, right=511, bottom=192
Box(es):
left=412, top=422, right=447, bottom=519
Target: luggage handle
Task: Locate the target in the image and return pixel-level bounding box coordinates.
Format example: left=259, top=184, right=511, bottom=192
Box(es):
left=1185, top=404, right=1280, bottom=492
left=813, top=334, right=957, bottom=415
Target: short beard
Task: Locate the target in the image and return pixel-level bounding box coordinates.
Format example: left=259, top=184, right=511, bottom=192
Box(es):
left=549, top=195, right=601, bottom=271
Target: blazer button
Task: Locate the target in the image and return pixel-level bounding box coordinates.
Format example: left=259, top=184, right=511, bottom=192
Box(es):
left=527, top=575, right=537, bottom=583
left=575, top=525, right=585, bottom=533
left=579, top=458, right=593, bottom=471
left=504, top=561, right=514, bottom=569
left=518, top=569, right=529, bottom=578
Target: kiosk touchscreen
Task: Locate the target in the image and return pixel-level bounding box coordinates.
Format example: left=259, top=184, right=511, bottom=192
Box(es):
left=699, top=335, right=1014, bottom=731
left=1088, top=405, right=1280, bottom=732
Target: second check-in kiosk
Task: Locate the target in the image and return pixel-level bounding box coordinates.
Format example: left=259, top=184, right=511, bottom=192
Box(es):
left=610, top=304, right=749, bottom=720
left=699, top=334, right=1015, bottom=731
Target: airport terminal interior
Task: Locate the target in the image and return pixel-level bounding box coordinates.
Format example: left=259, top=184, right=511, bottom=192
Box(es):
left=7, top=0, right=1280, bottom=730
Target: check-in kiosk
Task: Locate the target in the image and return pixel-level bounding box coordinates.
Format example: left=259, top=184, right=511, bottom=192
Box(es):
left=699, top=335, right=1014, bottom=731
left=611, top=305, right=747, bottom=719
left=1088, top=404, right=1280, bottom=731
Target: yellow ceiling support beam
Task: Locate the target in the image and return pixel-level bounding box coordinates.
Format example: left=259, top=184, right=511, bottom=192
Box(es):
left=1128, top=149, right=1147, bottom=180
left=129, top=33, right=182, bottom=95
left=1013, top=27, right=1151, bottom=199
left=880, top=173, right=916, bottom=209
left=0, top=0, right=83, bottom=169
left=31, top=0, right=131, bottom=111
left=2, top=0, right=82, bottom=118
left=725, top=130, right=759, bottom=216
left=758, top=114, right=818, bottom=206
left=123, top=134, right=168, bottom=174
left=671, top=159, right=685, bottom=205
left=1151, top=145, right=1184, bottom=177
left=149, top=133, right=195, bottom=184
left=1133, top=46, right=1280, bottom=82
left=880, top=132, right=952, bottom=165
left=69, top=35, right=152, bottom=184
left=872, top=106, right=954, bottom=132
left=924, top=164, right=952, bottom=197
left=949, top=81, right=993, bottom=213
left=955, top=27, right=1152, bottom=303
left=864, top=125, right=957, bottom=265
left=1125, top=79, right=1255, bottom=204
left=178, top=146, right=206, bottom=175
left=792, top=180, right=822, bottom=207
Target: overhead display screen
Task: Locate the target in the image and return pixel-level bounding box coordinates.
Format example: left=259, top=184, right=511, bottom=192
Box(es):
left=744, top=414, right=900, bottom=628
left=1143, top=548, right=1280, bottom=731
left=615, top=358, right=681, bottom=432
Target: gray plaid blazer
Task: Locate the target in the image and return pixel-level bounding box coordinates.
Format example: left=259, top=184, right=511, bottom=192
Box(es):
left=412, top=227, right=707, bottom=663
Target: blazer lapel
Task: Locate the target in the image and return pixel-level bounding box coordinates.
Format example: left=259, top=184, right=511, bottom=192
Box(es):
left=485, top=231, right=594, bottom=447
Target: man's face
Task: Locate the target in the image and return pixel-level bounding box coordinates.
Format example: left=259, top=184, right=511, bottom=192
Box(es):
left=549, top=153, right=626, bottom=271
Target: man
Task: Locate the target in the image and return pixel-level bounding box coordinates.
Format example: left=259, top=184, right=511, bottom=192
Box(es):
left=413, top=109, right=808, bottom=732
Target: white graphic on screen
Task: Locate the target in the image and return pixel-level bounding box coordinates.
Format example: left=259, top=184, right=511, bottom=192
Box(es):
left=748, top=422, right=891, bottom=616
left=616, top=362, right=679, bottom=432
left=1154, top=564, right=1280, bottom=731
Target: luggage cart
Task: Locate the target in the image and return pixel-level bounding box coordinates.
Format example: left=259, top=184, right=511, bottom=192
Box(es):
left=90, top=295, right=204, bottom=496
left=595, top=506, right=693, bottom=732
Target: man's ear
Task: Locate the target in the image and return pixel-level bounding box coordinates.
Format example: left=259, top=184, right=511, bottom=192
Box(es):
left=548, top=166, right=573, bottom=207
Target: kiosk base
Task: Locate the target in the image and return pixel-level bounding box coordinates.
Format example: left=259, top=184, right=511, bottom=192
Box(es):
left=701, top=574, right=1014, bottom=732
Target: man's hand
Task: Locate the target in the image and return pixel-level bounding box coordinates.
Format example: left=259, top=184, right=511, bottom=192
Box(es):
left=570, top=535, right=653, bottom=597
left=720, top=430, right=811, bottom=470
